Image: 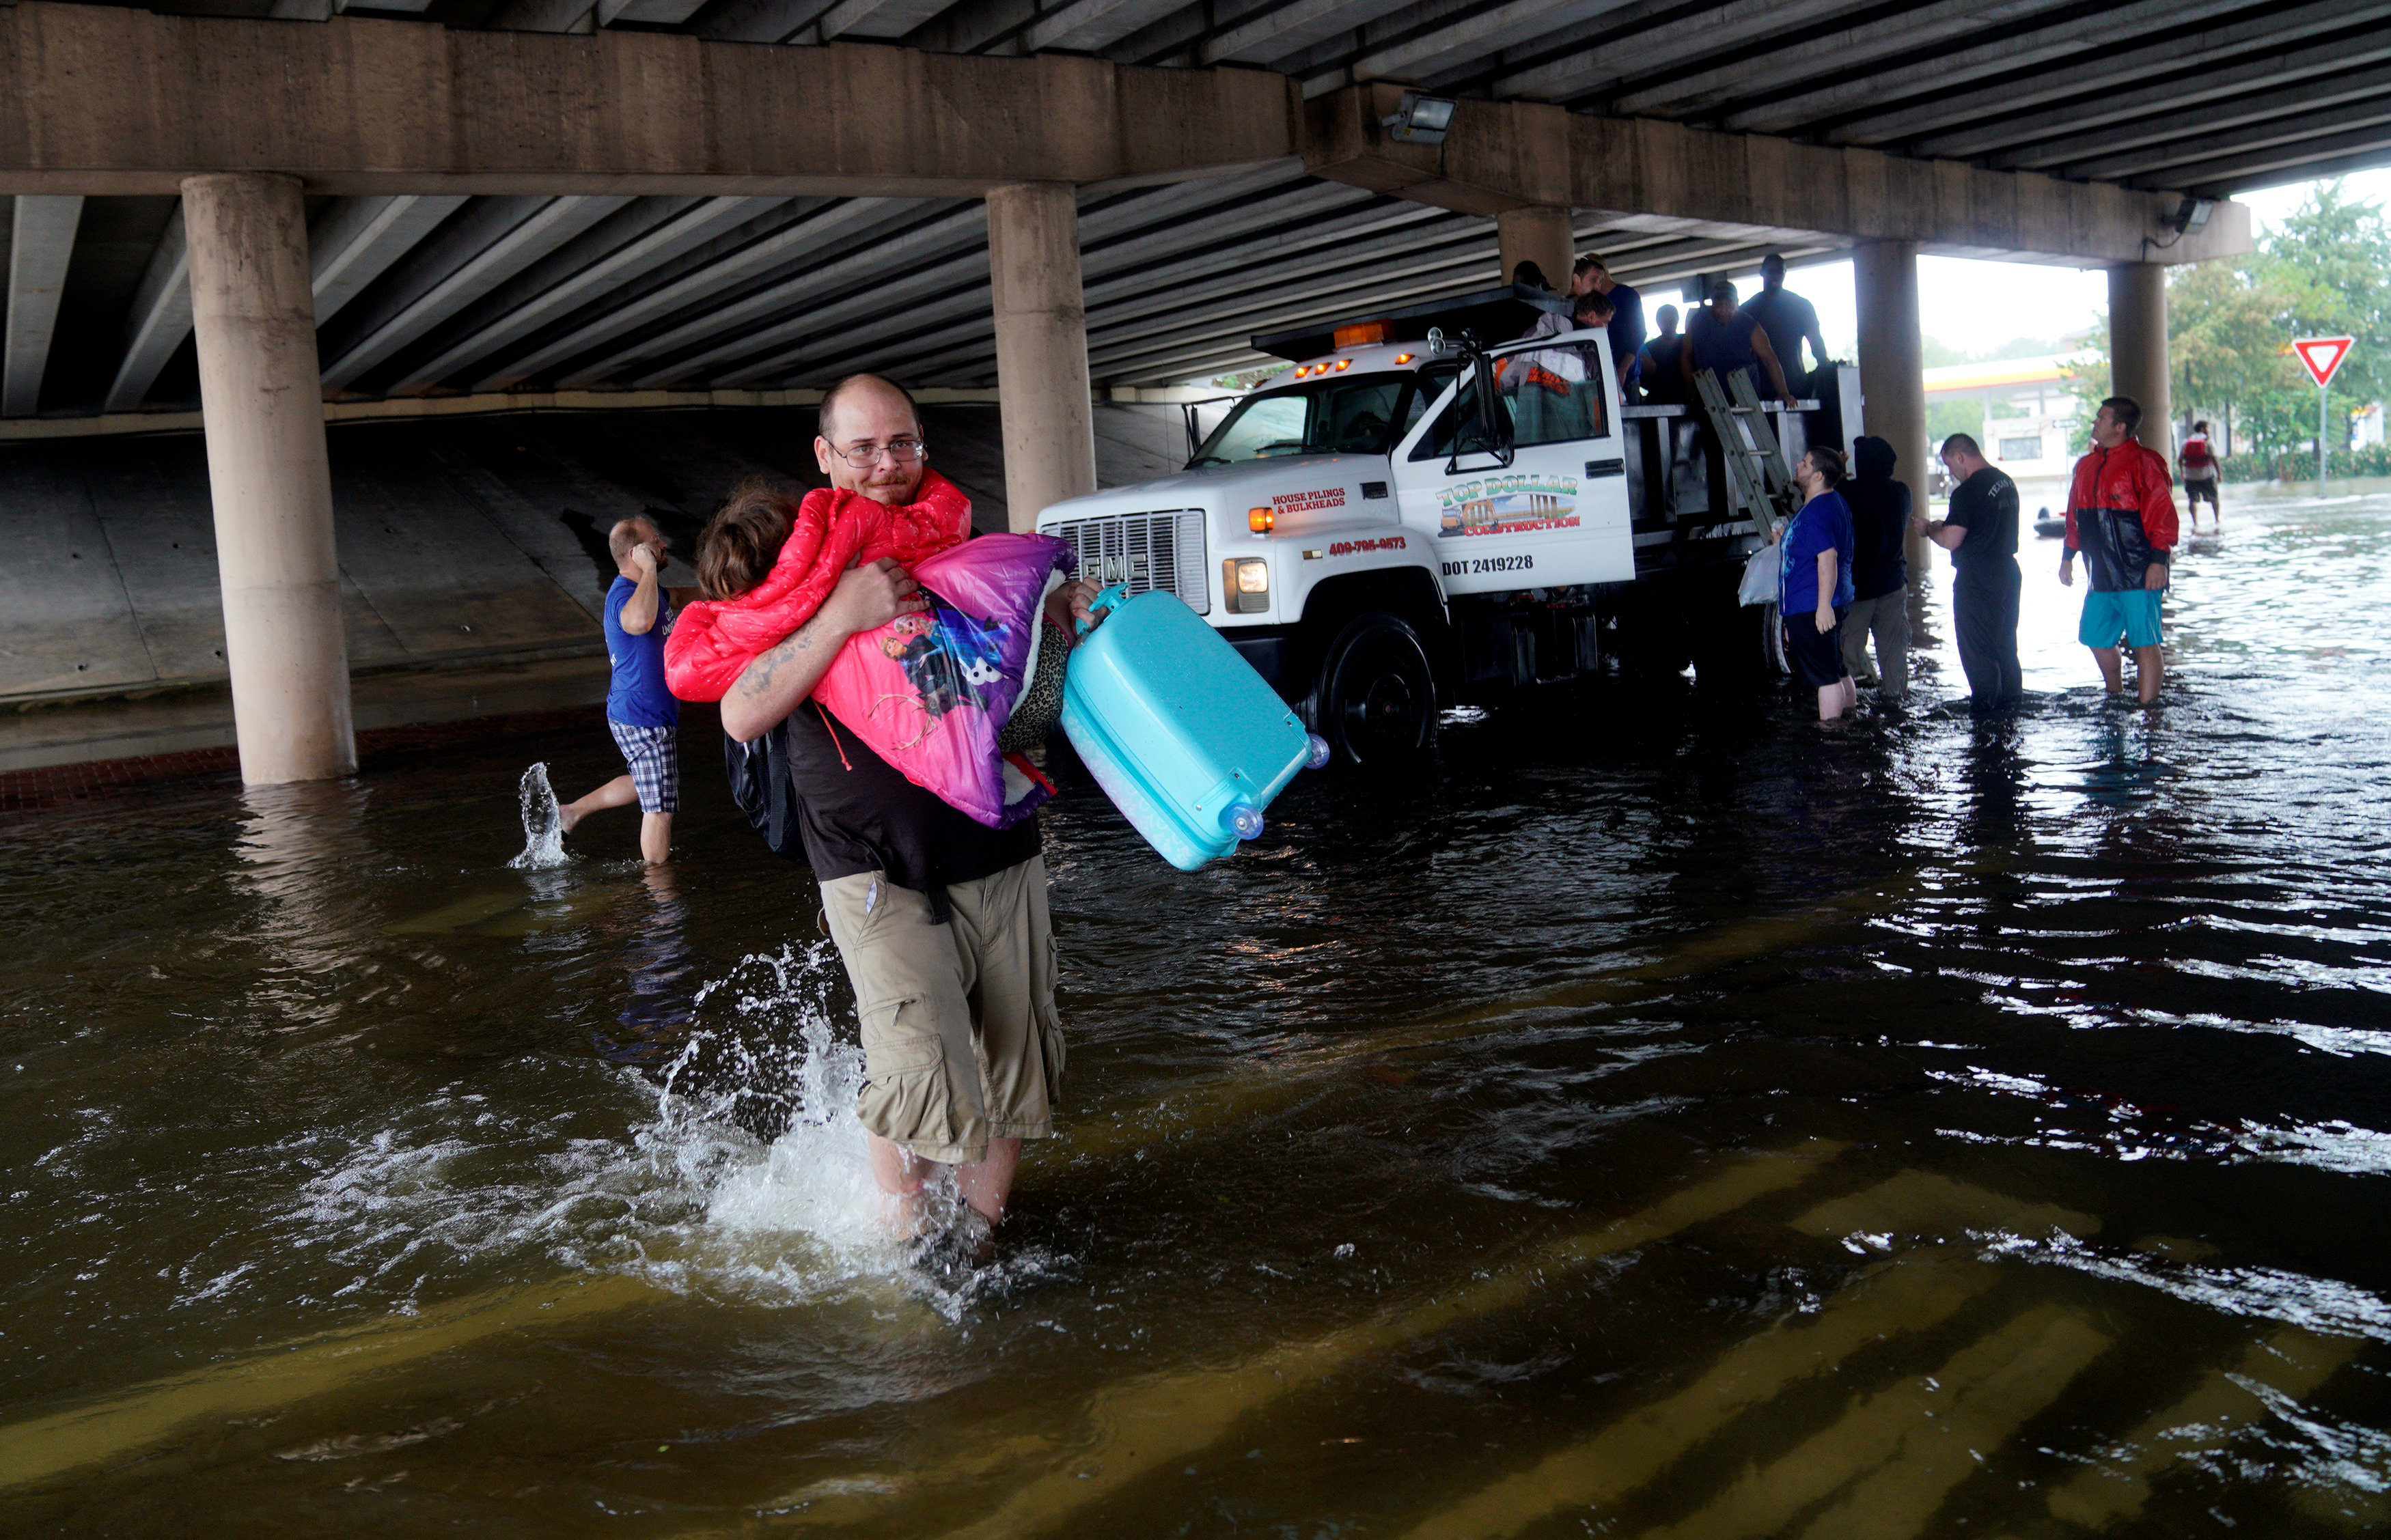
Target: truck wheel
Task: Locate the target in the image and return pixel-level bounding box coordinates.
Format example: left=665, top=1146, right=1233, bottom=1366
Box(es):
left=1312, top=611, right=1436, bottom=765
left=1759, top=602, right=1789, bottom=675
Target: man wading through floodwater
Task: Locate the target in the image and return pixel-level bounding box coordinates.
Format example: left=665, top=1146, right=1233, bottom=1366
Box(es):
left=707, top=376, right=1096, bottom=1259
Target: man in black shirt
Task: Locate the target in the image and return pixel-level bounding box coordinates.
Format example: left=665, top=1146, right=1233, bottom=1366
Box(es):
left=719, top=374, right=1093, bottom=1243
left=1739, top=254, right=1829, bottom=396
left=1919, top=433, right=2023, bottom=712
left=1637, top=304, right=1688, bottom=404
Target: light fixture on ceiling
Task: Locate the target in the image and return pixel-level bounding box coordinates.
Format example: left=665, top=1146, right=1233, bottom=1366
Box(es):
left=1381, top=91, right=1457, bottom=145
left=2164, top=196, right=2216, bottom=234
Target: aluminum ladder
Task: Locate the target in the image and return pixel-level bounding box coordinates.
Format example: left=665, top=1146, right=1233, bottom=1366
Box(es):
left=1691, top=367, right=1800, bottom=543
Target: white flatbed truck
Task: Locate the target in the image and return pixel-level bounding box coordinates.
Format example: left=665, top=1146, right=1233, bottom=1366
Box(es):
left=1035, top=285, right=1862, bottom=764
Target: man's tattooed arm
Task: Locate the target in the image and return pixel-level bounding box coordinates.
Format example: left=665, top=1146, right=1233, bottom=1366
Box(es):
left=718, top=558, right=924, bottom=744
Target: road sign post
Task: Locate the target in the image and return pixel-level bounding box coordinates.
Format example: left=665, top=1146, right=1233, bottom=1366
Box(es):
left=2293, top=336, right=2354, bottom=492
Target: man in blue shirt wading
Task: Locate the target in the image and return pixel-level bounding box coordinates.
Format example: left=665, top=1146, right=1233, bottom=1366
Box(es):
left=1780, top=445, right=1858, bottom=723
left=560, top=516, right=682, bottom=863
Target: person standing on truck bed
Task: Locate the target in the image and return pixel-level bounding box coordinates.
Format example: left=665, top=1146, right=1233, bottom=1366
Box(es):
left=1838, top=436, right=1911, bottom=703
left=1782, top=445, right=1858, bottom=723
left=1918, top=433, right=2024, bottom=713
left=1739, top=254, right=1830, bottom=397
left=2061, top=395, right=2176, bottom=706
left=1685, top=280, right=1796, bottom=406
left=713, top=373, right=1096, bottom=1254
left=1638, top=305, right=1688, bottom=404
left=1571, top=253, right=1646, bottom=397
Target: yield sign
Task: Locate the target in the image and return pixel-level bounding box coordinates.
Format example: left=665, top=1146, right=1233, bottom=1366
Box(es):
left=2293, top=335, right=2354, bottom=387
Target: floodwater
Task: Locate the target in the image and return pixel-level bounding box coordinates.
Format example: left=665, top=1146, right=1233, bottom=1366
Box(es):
left=4, top=483, right=2389, bottom=1538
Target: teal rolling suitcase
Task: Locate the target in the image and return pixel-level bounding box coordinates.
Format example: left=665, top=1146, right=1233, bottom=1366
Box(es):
left=1062, top=587, right=1329, bottom=871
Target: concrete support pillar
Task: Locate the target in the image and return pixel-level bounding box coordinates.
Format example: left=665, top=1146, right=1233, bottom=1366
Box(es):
left=1853, top=238, right=1929, bottom=575
left=2107, top=262, right=2172, bottom=455
left=1496, top=205, right=1574, bottom=289
left=184, top=172, right=355, bottom=785
left=985, top=182, right=1095, bottom=533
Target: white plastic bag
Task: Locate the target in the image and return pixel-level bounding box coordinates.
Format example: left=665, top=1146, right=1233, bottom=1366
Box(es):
left=1738, top=542, right=1781, bottom=607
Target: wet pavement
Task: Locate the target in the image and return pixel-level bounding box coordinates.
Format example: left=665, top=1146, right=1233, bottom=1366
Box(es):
left=3, top=481, right=2388, bottom=1537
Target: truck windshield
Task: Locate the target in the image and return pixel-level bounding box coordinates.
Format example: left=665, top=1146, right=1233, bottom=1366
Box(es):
left=1190, top=373, right=1418, bottom=466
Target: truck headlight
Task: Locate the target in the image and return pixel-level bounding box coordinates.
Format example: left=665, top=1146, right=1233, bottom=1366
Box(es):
left=1222, top=557, right=1269, bottom=613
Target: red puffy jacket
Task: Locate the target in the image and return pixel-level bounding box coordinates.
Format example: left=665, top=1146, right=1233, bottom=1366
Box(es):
left=2064, top=440, right=2175, bottom=591
left=664, top=471, right=973, bottom=702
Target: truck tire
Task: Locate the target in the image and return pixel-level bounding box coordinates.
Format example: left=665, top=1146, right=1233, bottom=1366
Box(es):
left=1759, top=602, right=1789, bottom=676
left=1311, top=611, right=1436, bottom=766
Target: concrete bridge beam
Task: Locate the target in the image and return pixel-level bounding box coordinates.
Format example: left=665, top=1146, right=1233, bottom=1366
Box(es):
left=1853, top=239, right=1929, bottom=573
left=1496, top=206, right=1575, bottom=290
left=1303, top=84, right=2252, bottom=270
left=985, top=182, right=1096, bottom=533
left=3, top=194, right=81, bottom=417
left=2107, top=263, right=2172, bottom=455
left=184, top=172, right=355, bottom=785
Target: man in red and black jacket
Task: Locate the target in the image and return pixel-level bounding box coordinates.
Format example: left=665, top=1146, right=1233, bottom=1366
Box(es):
left=2062, top=395, right=2177, bottom=705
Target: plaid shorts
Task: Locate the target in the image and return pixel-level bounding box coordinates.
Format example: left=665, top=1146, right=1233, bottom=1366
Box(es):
left=608, top=719, right=679, bottom=814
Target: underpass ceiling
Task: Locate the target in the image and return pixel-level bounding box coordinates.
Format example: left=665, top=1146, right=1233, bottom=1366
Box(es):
left=7, top=0, right=2379, bottom=411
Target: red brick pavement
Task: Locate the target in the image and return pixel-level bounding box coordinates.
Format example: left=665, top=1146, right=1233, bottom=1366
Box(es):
left=0, top=705, right=625, bottom=816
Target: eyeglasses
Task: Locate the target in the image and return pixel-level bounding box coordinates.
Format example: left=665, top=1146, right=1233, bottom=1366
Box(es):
left=832, top=437, right=927, bottom=470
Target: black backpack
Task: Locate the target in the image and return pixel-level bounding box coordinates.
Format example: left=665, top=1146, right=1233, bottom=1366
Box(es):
left=723, top=720, right=807, bottom=864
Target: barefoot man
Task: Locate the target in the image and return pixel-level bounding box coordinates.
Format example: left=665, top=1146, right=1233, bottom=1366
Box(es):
left=562, top=517, right=685, bottom=863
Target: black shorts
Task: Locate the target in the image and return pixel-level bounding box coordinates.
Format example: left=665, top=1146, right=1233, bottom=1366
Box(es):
left=2185, top=475, right=2218, bottom=506
left=1785, top=608, right=1849, bottom=689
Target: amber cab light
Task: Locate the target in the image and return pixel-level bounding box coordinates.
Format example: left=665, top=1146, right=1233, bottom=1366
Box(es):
left=1249, top=507, right=1275, bottom=533
left=1333, top=320, right=1392, bottom=348
left=1395, top=352, right=1415, bottom=365
left=1334, top=359, right=1353, bottom=371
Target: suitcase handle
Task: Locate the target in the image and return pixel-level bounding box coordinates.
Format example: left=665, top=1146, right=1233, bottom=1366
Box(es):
left=1077, top=582, right=1131, bottom=638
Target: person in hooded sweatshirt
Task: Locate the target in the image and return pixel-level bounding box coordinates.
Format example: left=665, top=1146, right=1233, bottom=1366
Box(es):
left=1838, top=436, right=1911, bottom=701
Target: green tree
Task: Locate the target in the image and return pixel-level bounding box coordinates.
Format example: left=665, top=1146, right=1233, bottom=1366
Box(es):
left=2079, top=180, right=2391, bottom=473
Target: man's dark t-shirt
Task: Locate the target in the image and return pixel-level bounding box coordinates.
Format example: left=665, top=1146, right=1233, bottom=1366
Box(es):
left=1741, top=285, right=1819, bottom=382
left=1639, top=335, right=1687, bottom=400
left=1687, top=308, right=1763, bottom=392
left=1946, top=466, right=2021, bottom=584
left=1605, top=280, right=1646, bottom=389
left=782, top=701, right=1038, bottom=902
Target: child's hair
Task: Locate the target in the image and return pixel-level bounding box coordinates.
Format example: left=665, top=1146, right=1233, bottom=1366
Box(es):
left=697, top=473, right=802, bottom=600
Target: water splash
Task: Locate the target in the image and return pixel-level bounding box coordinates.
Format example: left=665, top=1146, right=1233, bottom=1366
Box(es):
left=265, top=944, right=1034, bottom=1321
left=508, top=762, right=569, bottom=869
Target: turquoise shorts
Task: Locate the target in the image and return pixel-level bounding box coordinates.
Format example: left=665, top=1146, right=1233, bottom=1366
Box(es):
left=2079, top=587, right=2164, bottom=650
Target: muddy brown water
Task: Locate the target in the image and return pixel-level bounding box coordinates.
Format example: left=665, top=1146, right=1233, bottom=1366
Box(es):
left=3, top=485, right=2388, bottom=1537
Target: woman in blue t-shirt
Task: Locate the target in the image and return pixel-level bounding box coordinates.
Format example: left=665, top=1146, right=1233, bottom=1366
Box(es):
left=1780, top=445, right=1857, bottom=722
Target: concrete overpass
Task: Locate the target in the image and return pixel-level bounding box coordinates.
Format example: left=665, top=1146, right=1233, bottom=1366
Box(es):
left=0, top=0, right=2368, bottom=781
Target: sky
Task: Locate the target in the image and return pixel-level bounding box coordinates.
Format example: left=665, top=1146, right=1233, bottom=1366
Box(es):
left=1788, top=168, right=2391, bottom=363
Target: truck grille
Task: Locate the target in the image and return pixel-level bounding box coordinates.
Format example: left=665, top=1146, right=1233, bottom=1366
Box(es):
left=1046, top=509, right=1209, bottom=615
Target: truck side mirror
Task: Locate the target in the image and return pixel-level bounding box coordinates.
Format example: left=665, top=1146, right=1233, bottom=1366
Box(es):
left=1444, top=355, right=1516, bottom=475
left=1473, top=362, right=1512, bottom=457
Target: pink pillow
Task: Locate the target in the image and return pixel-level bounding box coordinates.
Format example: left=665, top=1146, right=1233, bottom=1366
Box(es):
left=813, top=533, right=1077, bottom=828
